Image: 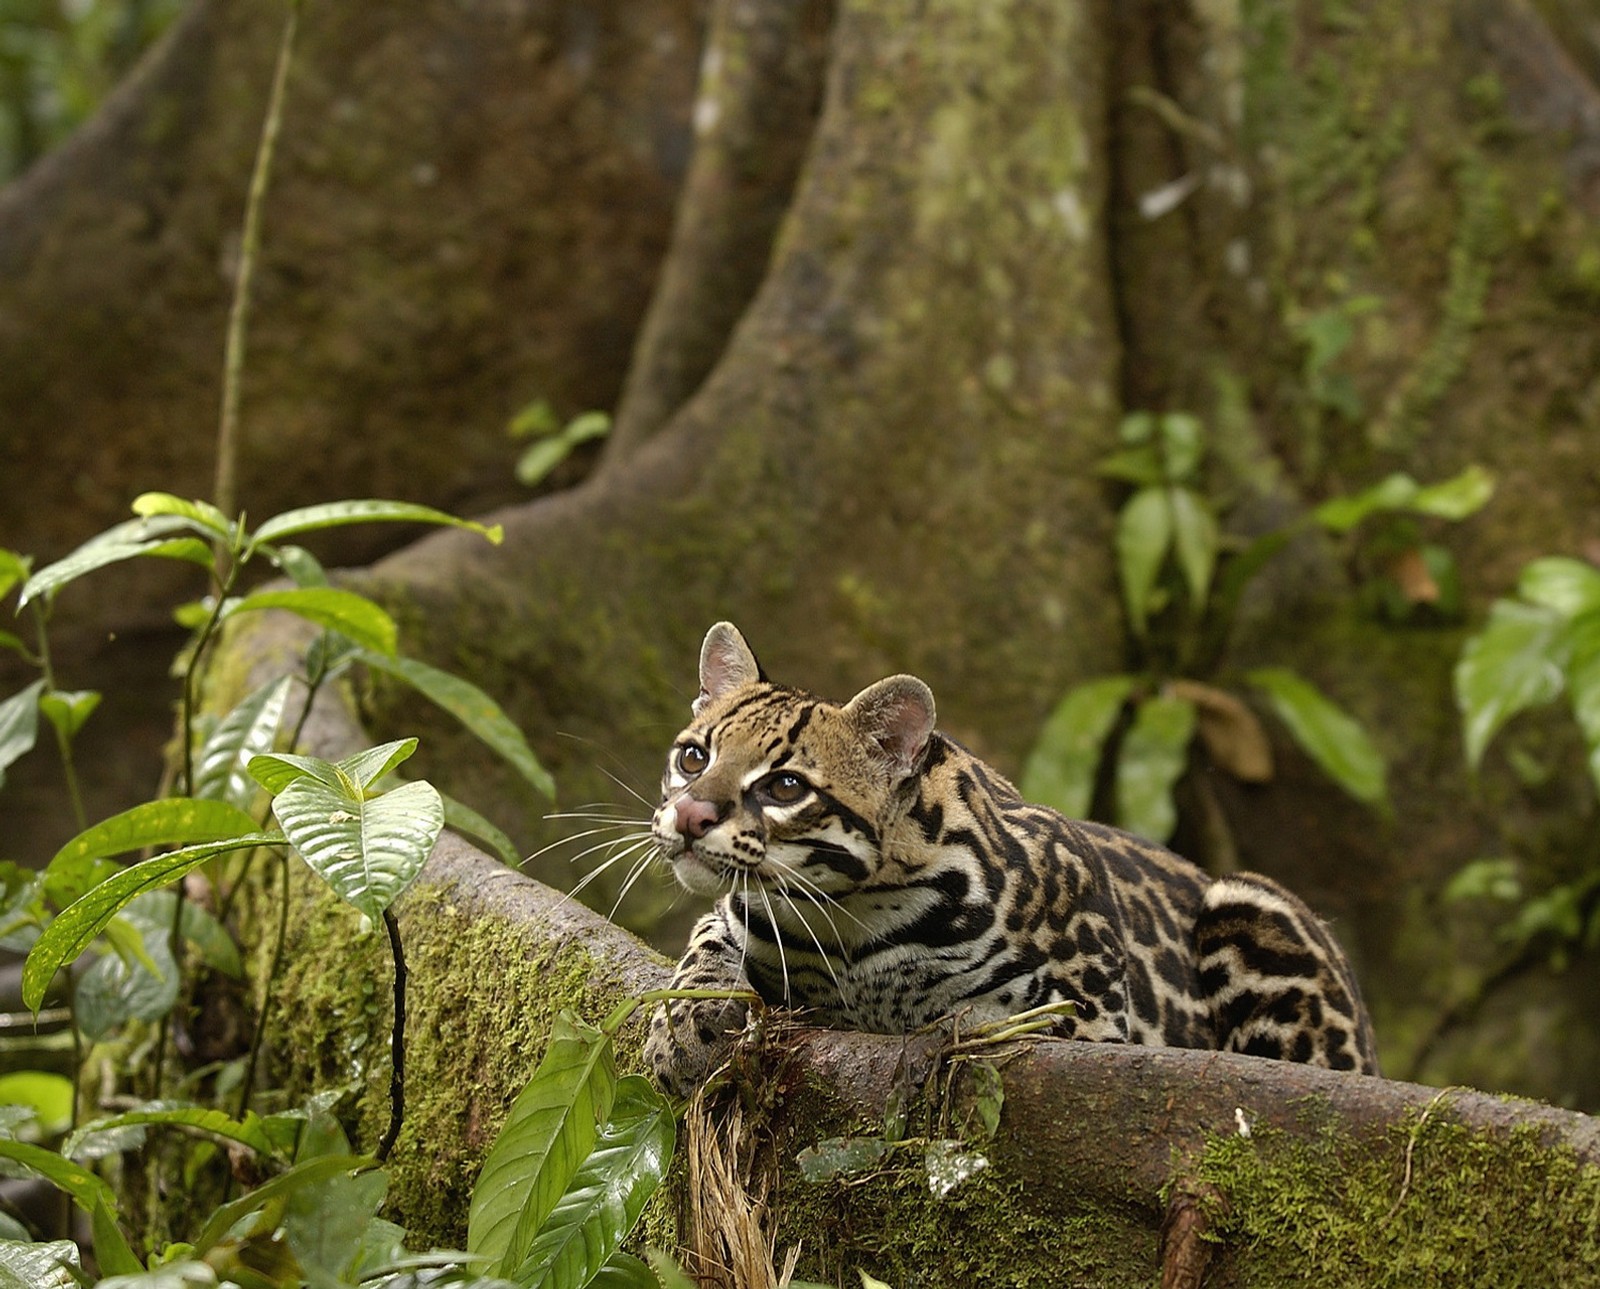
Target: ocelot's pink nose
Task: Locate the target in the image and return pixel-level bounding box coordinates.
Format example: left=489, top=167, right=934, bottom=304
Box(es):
left=675, top=796, right=722, bottom=840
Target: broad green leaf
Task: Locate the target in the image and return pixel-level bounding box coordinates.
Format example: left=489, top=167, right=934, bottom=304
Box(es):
left=1517, top=557, right=1600, bottom=619
left=0, top=679, right=44, bottom=787
left=1442, top=857, right=1521, bottom=905
left=131, top=492, right=232, bottom=539
left=0, top=1139, right=115, bottom=1212
left=0, top=1072, right=73, bottom=1135
left=284, top=1156, right=390, bottom=1282
left=354, top=649, right=555, bottom=799
left=1247, top=667, right=1388, bottom=809
left=0, top=1238, right=79, bottom=1289
left=194, top=675, right=293, bottom=807
left=1563, top=611, right=1600, bottom=794
left=1019, top=675, right=1136, bottom=818
left=64, top=1102, right=275, bottom=1161
left=22, top=833, right=277, bottom=1010
left=515, top=436, right=580, bottom=487
left=340, top=738, right=420, bottom=790
left=19, top=533, right=212, bottom=607
left=442, top=792, right=521, bottom=867
left=45, top=797, right=260, bottom=909
left=225, top=586, right=398, bottom=657
left=1115, top=486, right=1173, bottom=639
left=1312, top=473, right=1418, bottom=532
left=468, top=1011, right=618, bottom=1273
left=646, top=1249, right=701, bottom=1289
left=1168, top=487, right=1218, bottom=609
left=92, top=1194, right=142, bottom=1277
left=252, top=499, right=503, bottom=547
left=193, top=1153, right=379, bottom=1254
left=1115, top=693, right=1197, bottom=842
left=591, top=1251, right=661, bottom=1289
left=248, top=750, right=347, bottom=794
left=1313, top=466, right=1493, bottom=533
left=0, top=630, right=25, bottom=658
left=1454, top=599, right=1567, bottom=770
left=272, top=776, right=442, bottom=922
left=37, top=689, right=99, bottom=742
left=173, top=894, right=244, bottom=978
left=509, top=1076, right=675, bottom=1289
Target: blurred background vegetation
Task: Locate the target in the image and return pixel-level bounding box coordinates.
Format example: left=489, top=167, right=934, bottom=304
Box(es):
left=0, top=0, right=180, bottom=183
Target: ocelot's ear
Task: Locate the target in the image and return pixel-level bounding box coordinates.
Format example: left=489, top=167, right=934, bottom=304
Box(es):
left=695, top=622, right=766, bottom=714
left=845, top=675, right=936, bottom=778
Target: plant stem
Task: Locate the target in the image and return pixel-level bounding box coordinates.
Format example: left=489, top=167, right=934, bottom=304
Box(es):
left=376, top=908, right=406, bottom=1163
left=213, top=0, right=303, bottom=520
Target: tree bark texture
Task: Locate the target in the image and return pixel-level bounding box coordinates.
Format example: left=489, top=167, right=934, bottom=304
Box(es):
left=12, top=0, right=1600, bottom=1115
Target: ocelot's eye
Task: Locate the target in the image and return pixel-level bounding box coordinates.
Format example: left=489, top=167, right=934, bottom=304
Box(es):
left=676, top=743, right=709, bottom=776
left=762, top=772, right=808, bottom=805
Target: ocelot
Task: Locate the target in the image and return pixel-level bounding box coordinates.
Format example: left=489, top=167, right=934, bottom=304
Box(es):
left=643, top=622, right=1379, bottom=1095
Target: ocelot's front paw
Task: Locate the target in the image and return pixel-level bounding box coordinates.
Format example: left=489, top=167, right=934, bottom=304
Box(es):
left=644, top=995, right=751, bottom=1098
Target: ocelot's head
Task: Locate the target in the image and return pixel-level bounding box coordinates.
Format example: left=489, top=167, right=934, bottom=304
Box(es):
left=653, top=622, right=937, bottom=897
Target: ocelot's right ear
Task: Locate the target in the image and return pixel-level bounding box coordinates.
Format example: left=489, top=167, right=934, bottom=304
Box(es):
left=695, top=622, right=766, bottom=714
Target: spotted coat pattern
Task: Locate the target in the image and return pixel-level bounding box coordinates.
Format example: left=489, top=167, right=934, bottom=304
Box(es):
left=644, top=624, right=1379, bottom=1095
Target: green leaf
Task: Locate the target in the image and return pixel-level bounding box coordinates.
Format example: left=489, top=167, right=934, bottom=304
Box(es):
left=0, top=630, right=26, bottom=659
left=1313, top=466, right=1494, bottom=533
left=131, top=492, right=232, bottom=539
left=796, top=1135, right=891, bottom=1182
left=442, top=792, right=521, bottom=867
left=19, top=529, right=213, bottom=607
left=194, top=676, right=293, bottom=808
left=37, top=689, right=99, bottom=742
left=515, top=436, right=581, bottom=487
left=1246, top=668, right=1388, bottom=809
left=252, top=499, right=504, bottom=547
left=1442, top=858, right=1521, bottom=905
left=91, top=1194, right=143, bottom=1277
left=468, top=1011, right=618, bottom=1274
left=1018, top=675, right=1136, bottom=818
left=267, top=543, right=330, bottom=587
left=192, top=1153, right=379, bottom=1254
left=340, top=738, right=421, bottom=790
left=271, top=775, right=443, bottom=923
left=1115, top=487, right=1173, bottom=639
left=248, top=750, right=346, bottom=795
left=969, top=1059, right=1004, bottom=1140
left=0, top=679, right=44, bottom=788
left=1454, top=599, right=1568, bottom=770
left=1405, top=464, right=1496, bottom=521
left=354, top=649, right=555, bottom=799
left=0, top=1139, right=116, bottom=1212
left=0, top=1072, right=74, bottom=1135
left=75, top=898, right=180, bottom=1039
left=1157, top=411, right=1203, bottom=481
left=225, top=586, right=399, bottom=657
left=509, top=1076, right=675, bottom=1289
left=283, top=1156, right=390, bottom=1283
left=1517, top=557, right=1600, bottom=619
left=65, top=1102, right=275, bottom=1161
left=0, top=549, right=31, bottom=602
left=1114, top=693, right=1197, bottom=843
left=22, top=834, right=278, bottom=1011
left=509, top=398, right=561, bottom=440
left=1168, top=487, right=1218, bottom=610
left=1094, top=444, right=1164, bottom=487
left=591, top=1251, right=661, bottom=1289
left=1563, top=611, right=1600, bottom=795
left=0, top=1238, right=79, bottom=1289
left=646, top=1249, right=701, bottom=1289
left=45, top=797, right=261, bottom=909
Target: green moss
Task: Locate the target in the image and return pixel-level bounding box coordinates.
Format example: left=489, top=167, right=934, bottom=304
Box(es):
left=252, top=869, right=662, bottom=1249
left=1194, top=1106, right=1600, bottom=1286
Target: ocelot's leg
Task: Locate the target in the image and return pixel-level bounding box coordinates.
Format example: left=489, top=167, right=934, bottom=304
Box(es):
left=1194, top=874, right=1379, bottom=1074
left=643, top=905, right=752, bottom=1097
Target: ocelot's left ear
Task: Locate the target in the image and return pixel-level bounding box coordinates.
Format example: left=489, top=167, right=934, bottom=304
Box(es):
left=845, top=675, right=936, bottom=778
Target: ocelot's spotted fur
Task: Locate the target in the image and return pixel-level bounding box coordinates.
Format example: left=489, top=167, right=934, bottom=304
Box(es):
left=644, top=623, right=1379, bottom=1095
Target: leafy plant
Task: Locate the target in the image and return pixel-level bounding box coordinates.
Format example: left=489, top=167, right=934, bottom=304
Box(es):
left=1021, top=409, right=1493, bottom=847
left=510, top=402, right=613, bottom=488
